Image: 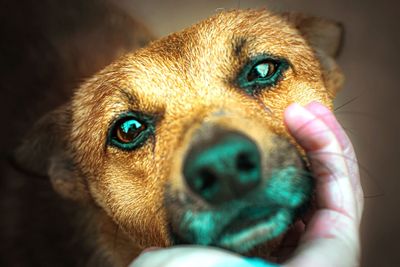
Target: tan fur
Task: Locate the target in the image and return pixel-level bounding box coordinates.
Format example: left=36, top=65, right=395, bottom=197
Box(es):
left=15, top=9, right=344, bottom=266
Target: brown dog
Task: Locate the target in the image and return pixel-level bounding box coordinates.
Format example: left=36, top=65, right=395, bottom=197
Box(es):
left=13, top=8, right=344, bottom=267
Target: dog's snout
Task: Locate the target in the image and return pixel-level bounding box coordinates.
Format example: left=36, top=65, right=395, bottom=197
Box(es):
left=183, top=130, right=262, bottom=205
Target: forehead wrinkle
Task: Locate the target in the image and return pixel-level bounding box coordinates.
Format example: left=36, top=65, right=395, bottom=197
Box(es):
left=114, top=85, right=166, bottom=116
left=232, top=36, right=248, bottom=57
left=118, top=88, right=137, bottom=106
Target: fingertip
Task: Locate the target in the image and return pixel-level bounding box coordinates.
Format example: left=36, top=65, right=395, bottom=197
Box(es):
left=304, top=102, right=338, bottom=130
left=283, top=103, right=310, bottom=133
left=305, top=101, right=352, bottom=154
left=284, top=103, right=334, bottom=152
left=283, top=103, right=303, bottom=121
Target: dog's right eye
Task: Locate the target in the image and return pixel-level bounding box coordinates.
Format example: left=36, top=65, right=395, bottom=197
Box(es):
left=108, top=113, right=154, bottom=151
left=236, top=55, right=289, bottom=94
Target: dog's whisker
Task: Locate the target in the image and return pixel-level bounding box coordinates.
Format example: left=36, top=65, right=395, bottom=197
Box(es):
left=308, top=151, right=384, bottom=198
left=334, top=110, right=379, bottom=119
left=334, top=95, right=360, bottom=111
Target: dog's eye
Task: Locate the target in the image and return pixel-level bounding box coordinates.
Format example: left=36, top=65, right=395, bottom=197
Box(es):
left=108, top=113, right=153, bottom=151
left=237, top=55, right=289, bottom=94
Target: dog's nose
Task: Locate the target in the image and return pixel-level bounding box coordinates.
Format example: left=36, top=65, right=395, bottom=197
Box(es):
left=183, top=131, right=262, bottom=205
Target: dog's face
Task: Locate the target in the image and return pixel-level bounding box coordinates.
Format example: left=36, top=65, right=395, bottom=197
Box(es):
left=16, top=10, right=344, bottom=265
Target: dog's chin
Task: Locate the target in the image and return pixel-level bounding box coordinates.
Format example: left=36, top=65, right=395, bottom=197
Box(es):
left=215, top=208, right=292, bottom=253
left=170, top=205, right=297, bottom=254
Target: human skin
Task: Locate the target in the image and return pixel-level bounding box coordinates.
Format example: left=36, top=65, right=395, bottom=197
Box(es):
left=130, top=102, right=363, bottom=267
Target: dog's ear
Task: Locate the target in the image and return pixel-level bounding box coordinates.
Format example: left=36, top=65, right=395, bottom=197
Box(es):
left=14, top=105, right=89, bottom=202
left=283, top=13, right=345, bottom=96
left=283, top=13, right=344, bottom=58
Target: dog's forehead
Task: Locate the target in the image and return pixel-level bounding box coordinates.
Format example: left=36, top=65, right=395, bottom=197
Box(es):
left=135, top=10, right=309, bottom=67
left=72, top=10, right=321, bottom=121
left=148, top=10, right=305, bottom=54
left=107, top=11, right=315, bottom=94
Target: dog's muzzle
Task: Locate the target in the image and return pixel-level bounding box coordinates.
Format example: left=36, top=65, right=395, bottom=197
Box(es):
left=164, top=120, right=313, bottom=253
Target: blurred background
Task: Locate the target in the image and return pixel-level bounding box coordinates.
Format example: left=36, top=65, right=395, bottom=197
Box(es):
left=1, top=0, right=399, bottom=266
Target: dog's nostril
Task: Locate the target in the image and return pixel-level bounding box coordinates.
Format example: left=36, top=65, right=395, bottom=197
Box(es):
left=189, top=168, right=220, bottom=203
left=236, top=152, right=255, bottom=172
left=197, top=169, right=217, bottom=192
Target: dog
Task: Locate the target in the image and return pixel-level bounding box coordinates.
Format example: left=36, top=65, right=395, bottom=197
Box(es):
left=11, top=8, right=344, bottom=267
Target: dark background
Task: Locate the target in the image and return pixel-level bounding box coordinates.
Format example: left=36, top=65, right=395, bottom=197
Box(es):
left=1, top=0, right=399, bottom=266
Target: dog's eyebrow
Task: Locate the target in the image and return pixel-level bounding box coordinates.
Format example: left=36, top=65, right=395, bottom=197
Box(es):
left=233, top=37, right=248, bottom=57
left=118, top=88, right=137, bottom=105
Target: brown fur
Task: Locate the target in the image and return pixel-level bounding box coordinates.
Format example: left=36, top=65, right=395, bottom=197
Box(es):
left=8, top=7, right=344, bottom=267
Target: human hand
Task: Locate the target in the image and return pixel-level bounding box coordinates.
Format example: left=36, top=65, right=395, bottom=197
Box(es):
left=130, top=102, right=363, bottom=267
left=282, top=102, right=363, bottom=267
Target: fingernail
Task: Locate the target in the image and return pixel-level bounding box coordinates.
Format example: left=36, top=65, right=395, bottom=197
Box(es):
left=284, top=103, right=312, bottom=130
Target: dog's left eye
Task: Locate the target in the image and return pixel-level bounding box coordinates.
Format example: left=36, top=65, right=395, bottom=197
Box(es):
left=108, top=113, right=153, bottom=151
left=237, top=55, right=288, bottom=94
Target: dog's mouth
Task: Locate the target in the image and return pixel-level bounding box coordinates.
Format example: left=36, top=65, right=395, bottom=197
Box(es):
left=168, top=204, right=299, bottom=253
left=215, top=206, right=288, bottom=253
left=165, top=165, right=313, bottom=254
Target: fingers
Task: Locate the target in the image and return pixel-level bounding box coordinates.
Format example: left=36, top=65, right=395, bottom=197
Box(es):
left=283, top=103, right=362, bottom=267
left=304, top=102, right=364, bottom=218
left=285, top=103, right=358, bottom=221
left=130, top=246, right=279, bottom=267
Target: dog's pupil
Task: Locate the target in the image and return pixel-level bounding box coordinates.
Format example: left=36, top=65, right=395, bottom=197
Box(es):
left=247, top=62, right=275, bottom=82
left=117, top=119, right=144, bottom=143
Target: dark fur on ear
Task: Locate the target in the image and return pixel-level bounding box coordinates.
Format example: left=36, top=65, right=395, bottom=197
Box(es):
left=282, top=13, right=345, bottom=95
left=14, top=105, right=71, bottom=176
left=14, top=105, right=90, bottom=202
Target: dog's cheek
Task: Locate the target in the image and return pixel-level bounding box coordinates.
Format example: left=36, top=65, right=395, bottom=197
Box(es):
left=90, top=159, right=171, bottom=248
